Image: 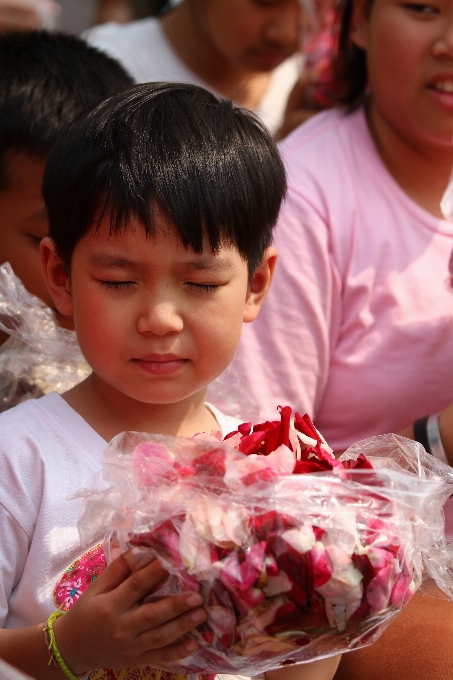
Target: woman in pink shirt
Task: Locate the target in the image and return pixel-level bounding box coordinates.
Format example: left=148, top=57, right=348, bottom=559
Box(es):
left=233, top=1, right=453, bottom=676
left=234, top=0, right=453, bottom=454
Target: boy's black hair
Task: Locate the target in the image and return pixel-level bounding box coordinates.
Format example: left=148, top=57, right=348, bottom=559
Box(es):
left=333, top=0, right=372, bottom=109
left=0, top=30, right=133, bottom=187
left=43, top=82, right=287, bottom=275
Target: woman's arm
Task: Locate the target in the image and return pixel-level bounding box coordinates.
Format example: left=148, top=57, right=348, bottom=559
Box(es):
left=398, top=401, right=453, bottom=467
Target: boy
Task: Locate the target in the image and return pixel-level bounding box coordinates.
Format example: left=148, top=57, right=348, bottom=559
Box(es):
left=0, top=31, right=133, bottom=408
left=0, top=82, right=340, bottom=680
left=0, top=30, right=133, bottom=339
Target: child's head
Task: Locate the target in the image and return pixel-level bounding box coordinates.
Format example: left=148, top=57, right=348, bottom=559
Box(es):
left=41, top=82, right=286, bottom=406
left=334, top=0, right=453, bottom=147
left=0, top=30, right=133, bottom=314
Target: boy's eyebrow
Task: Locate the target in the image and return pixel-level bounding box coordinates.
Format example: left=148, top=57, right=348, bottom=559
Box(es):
left=87, top=253, right=235, bottom=272
left=87, top=254, right=141, bottom=269
left=182, top=256, right=235, bottom=272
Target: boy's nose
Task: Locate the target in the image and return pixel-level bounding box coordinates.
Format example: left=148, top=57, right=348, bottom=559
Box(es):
left=136, top=302, right=184, bottom=336
left=433, top=14, right=453, bottom=58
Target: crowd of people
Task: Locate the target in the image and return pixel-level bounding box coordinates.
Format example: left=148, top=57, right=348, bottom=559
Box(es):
left=0, top=0, right=453, bottom=678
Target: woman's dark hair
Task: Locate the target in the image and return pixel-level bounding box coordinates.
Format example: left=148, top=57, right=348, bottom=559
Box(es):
left=43, top=82, right=287, bottom=275
left=0, top=30, right=133, bottom=187
left=333, top=0, right=372, bottom=108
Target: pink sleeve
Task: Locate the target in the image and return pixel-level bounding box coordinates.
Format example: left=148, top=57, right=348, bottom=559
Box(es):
left=232, top=182, right=342, bottom=422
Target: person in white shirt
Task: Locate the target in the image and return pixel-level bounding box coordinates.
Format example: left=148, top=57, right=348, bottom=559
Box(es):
left=85, top=0, right=301, bottom=135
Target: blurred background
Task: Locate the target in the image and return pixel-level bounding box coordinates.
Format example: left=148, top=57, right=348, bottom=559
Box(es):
left=0, top=0, right=181, bottom=35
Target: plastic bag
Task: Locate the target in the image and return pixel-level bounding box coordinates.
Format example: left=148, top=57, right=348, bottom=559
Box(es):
left=0, top=263, right=90, bottom=410
left=78, top=423, right=453, bottom=674
left=206, top=363, right=259, bottom=421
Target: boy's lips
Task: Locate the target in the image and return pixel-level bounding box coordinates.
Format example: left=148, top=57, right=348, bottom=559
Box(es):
left=132, top=354, right=188, bottom=375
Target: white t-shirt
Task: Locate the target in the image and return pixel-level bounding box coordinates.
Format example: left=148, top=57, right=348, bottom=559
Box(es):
left=0, top=393, right=240, bottom=637
left=84, top=17, right=299, bottom=134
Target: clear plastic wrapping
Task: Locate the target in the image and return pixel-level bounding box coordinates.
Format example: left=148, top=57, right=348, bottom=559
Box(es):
left=78, top=419, right=453, bottom=674
left=0, top=263, right=90, bottom=410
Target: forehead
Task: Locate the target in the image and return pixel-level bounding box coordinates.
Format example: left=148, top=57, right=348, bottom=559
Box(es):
left=76, top=217, right=243, bottom=271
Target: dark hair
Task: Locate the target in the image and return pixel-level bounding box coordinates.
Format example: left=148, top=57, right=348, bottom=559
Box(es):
left=43, top=82, right=287, bottom=275
left=0, top=30, right=133, bottom=186
left=333, top=0, right=371, bottom=108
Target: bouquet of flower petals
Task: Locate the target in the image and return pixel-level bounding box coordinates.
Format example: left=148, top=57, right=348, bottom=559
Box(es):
left=78, top=408, right=453, bottom=673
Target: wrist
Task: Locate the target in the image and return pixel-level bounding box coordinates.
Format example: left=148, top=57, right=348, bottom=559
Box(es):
left=49, top=612, right=88, bottom=678
left=438, top=410, right=453, bottom=467
left=413, top=412, right=452, bottom=467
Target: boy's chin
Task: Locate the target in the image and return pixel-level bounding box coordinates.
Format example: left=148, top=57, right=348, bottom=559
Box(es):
left=127, top=384, right=209, bottom=407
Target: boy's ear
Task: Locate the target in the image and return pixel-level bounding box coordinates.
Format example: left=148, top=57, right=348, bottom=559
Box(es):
left=351, top=0, right=371, bottom=51
left=243, top=247, right=277, bottom=323
left=40, top=237, right=74, bottom=317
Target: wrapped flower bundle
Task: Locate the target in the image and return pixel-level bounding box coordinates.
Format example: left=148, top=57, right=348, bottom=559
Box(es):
left=78, top=409, right=453, bottom=673
left=0, top=263, right=90, bottom=410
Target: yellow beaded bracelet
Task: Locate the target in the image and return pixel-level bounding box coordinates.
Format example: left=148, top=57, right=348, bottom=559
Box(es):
left=43, top=610, right=80, bottom=680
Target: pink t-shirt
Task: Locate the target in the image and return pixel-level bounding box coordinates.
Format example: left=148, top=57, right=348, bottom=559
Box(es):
left=232, top=106, right=453, bottom=454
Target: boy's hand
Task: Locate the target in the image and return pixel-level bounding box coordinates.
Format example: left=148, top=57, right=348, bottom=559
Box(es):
left=53, top=552, right=206, bottom=675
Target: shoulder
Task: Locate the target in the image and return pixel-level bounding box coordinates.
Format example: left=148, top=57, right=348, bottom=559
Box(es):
left=0, top=392, right=65, bottom=444
left=0, top=394, right=70, bottom=491
left=0, top=395, right=51, bottom=443
left=278, top=106, right=367, bottom=176
left=0, top=396, right=63, bottom=536
left=85, top=16, right=161, bottom=46
left=275, top=106, right=375, bottom=227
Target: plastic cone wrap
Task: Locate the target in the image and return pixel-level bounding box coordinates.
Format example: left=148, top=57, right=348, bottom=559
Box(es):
left=78, top=409, right=453, bottom=673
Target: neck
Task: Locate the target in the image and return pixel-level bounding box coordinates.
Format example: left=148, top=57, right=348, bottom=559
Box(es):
left=161, top=4, right=270, bottom=109
left=366, top=98, right=453, bottom=218
left=62, top=373, right=219, bottom=442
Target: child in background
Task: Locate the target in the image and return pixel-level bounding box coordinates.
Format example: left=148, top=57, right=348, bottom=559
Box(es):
left=0, top=30, right=133, bottom=407
left=0, top=82, right=341, bottom=680
left=85, top=0, right=301, bottom=135
left=0, top=30, right=132, bottom=323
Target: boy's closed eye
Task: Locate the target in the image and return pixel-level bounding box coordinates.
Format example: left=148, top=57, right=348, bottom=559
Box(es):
left=185, top=282, right=221, bottom=292
left=100, top=280, right=136, bottom=290
left=99, top=280, right=222, bottom=292
left=402, top=3, right=440, bottom=15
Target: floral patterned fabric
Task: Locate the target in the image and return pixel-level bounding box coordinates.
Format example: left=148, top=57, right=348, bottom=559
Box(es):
left=54, top=544, right=202, bottom=680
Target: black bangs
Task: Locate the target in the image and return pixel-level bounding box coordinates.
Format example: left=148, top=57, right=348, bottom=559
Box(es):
left=0, top=30, right=133, bottom=186
left=43, top=82, right=287, bottom=274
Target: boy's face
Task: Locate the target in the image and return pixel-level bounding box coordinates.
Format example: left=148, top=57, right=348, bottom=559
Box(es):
left=0, top=150, right=49, bottom=303
left=0, top=150, right=72, bottom=329
left=42, top=216, right=274, bottom=407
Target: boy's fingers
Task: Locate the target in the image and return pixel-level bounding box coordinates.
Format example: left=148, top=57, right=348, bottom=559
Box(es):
left=131, top=592, right=205, bottom=637
left=137, top=602, right=206, bottom=655
left=141, top=637, right=199, bottom=668
left=123, top=546, right=156, bottom=572
left=115, top=558, right=169, bottom=608
left=84, top=552, right=133, bottom=595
